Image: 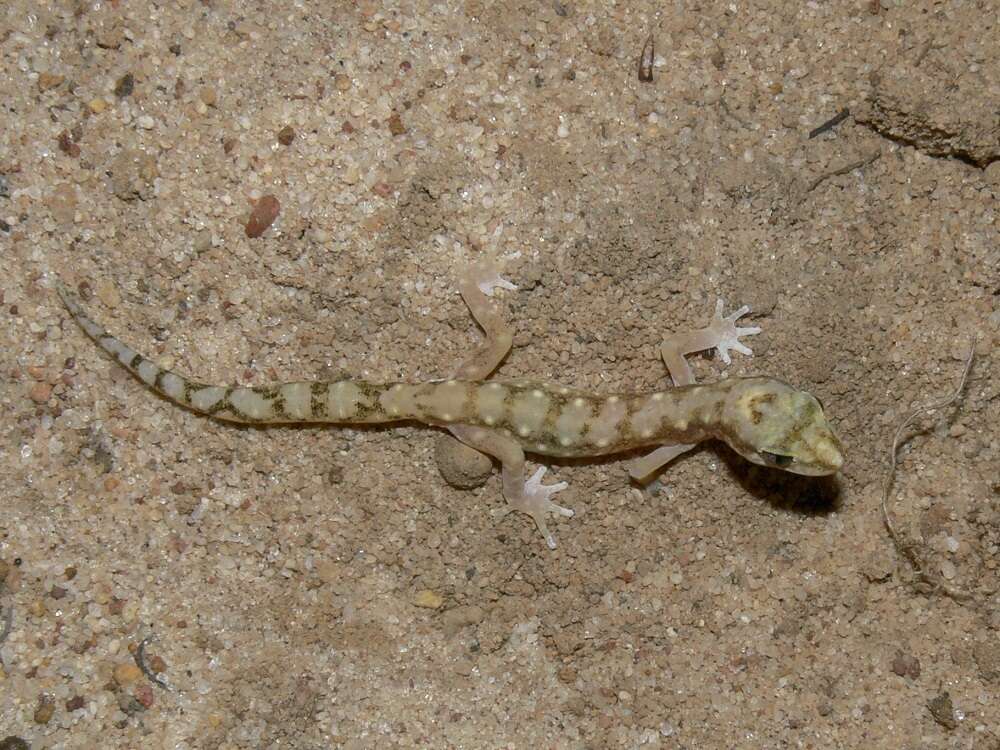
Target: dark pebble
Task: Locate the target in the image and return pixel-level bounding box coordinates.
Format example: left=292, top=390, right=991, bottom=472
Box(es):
left=927, top=691, right=958, bottom=730
left=277, top=125, right=296, bottom=146
left=114, top=73, right=134, bottom=99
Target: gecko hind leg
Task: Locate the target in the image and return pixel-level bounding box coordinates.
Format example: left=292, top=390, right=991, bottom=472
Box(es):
left=660, top=299, right=761, bottom=386
left=628, top=442, right=697, bottom=481
left=449, top=425, right=572, bottom=549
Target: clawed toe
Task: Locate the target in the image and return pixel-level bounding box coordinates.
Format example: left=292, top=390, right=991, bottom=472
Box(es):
left=710, top=299, right=761, bottom=364
left=510, top=466, right=573, bottom=548
left=469, top=254, right=518, bottom=297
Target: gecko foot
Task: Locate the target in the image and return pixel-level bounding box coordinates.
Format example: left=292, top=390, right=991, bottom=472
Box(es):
left=707, top=299, right=761, bottom=364
left=469, top=254, right=517, bottom=297
left=499, top=466, right=572, bottom=549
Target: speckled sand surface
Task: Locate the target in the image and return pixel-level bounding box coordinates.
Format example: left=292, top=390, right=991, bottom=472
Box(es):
left=2, top=2, right=999, bottom=748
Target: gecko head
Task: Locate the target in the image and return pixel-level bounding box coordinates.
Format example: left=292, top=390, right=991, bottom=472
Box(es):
left=721, top=378, right=843, bottom=476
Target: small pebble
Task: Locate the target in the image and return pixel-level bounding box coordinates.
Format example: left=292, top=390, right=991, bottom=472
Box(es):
left=114, top=72, right=135, bottom=98
left=66, top=695, right=85, bottom=711
left=245, top=195, right=281, bottom=238
left=334, top=73, right=351, bottom=91
left=37, top=72, right=65, bottom=91
left=134, top=683, right=154, bottom=709
left=88, top=98, right=107, bottom=114
left=57, top=130, right=80, bottom=157
left=387, top=113, right=407, bottom=136
left=95, top=280, right=121, bottom=308
left=117, top=692, right=144, bottom=715
left=890, top=650, right=921, bottom=679
left=940, top=560, right=957, bottom=580
left=413, top=589, right=443, bottom=609
left=113, top=663, right=142, bottom=686
left=33, top=696, right=55, bottom=725
left=136, top=115, right=155, bottom=130
left=927, top=691, right=958, bottom=730
left=29, top=382, right=53, bottom=403
left=277, top=125, right=296, bottom=146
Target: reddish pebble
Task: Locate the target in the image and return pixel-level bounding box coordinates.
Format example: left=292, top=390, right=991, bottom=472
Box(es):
left=245, top=195, right=280, bottom=238
left=371, top=182, right=393, bottom=198
left=341, top=121, right=355, bottom=134
left=134, top=683, right=154, bottom=709
left=57, top=130, right=80, bottom=158
left=387, top=113, right=406, bottom=136
left=29, top=382, right=52, bottom=403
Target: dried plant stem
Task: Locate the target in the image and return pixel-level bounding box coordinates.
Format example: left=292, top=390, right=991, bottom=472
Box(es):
left=881, top=339, right=977, bottom=602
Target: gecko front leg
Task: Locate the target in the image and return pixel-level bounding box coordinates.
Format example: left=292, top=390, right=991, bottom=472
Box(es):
left=449, top=425, right=572, bottom=549
left=630, top=300, right=762, bottom=479
left=455, top=254, right=516, bottom=380
left=660, top=299, right=761, bottom=386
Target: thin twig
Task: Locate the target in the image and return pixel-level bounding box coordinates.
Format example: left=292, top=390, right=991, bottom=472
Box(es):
left=808, top=108, right=851, bottom=139
left=881, top=338, right=977, bottom=602
left=135, top=635, right=170, bottom=690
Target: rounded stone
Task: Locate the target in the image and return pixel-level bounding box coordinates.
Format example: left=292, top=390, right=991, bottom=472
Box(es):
left=434, top=434, right=493, bottom=489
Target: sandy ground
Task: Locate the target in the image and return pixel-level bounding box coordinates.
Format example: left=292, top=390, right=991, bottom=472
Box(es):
left=1, top=1, right=998, bottom=748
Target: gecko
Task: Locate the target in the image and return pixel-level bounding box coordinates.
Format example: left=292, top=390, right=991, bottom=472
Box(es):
left=56, top=259, right=843, bottom=548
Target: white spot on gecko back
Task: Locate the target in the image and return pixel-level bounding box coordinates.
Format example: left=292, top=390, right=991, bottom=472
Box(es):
left=160, top=372, right=185, bottom=401
left=190, top=386, right=227, bottom=412
left=327, top=381, right=371, bottom=420
left=380, top=383, right=414, bottom=417
left=423, top=381, right=469, bottom=422
left=475, top=383, right=506, bottom=426
left=281, top=382, right=312, bottom=420
left=510, top=389, right=548, bottom=437
left=631, top=393, right=669, bottom=438
left=587, top=396, right=627, bottom=448
left=103, top=337, right=137, bottom=367
left=137, top=360, right=158, bottom=385
left=230, top=387, right=274, bottom=420
left=555, top=398, right=590, bottom=447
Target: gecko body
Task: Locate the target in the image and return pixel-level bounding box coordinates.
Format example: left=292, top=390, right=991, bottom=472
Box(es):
left=57, top=262, right=843, bottom=548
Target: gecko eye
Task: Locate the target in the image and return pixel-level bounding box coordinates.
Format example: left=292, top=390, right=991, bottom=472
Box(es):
left=761, top=451, right=794, bottom=468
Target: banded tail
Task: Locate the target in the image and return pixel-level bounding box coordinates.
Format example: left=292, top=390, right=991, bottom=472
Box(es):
left=56, top=283, right=409, bottom=425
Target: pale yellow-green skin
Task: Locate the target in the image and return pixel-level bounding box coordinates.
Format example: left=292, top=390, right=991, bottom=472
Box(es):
left=57, top=268, right=843, bottom=547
